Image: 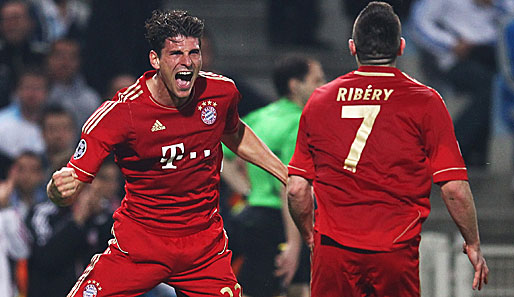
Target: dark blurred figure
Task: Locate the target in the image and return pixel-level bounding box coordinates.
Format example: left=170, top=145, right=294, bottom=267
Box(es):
left=26, top=161, right=119, bottom=297
left=410, top=0, right=513, bottom=167
left=0, top=0, right=47, bottom=109
left=268, top=0, right=323, bottom=47
left=82, top=0, right=160, bottom=96
left=30, top=0, right=91, bottom=44
left=46, top=38, right=101, bottom=128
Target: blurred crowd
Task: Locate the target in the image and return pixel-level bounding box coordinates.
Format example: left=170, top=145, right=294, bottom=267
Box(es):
left=0, top=0, right=513, bottom=297
left=0, top=0, right=158, bottom=296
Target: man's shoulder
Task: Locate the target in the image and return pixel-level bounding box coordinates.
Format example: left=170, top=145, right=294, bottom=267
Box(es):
left=198, top=71, right=237, bottom=88
left=0, top=104, right=18, bottom=122
left=197, top=71, right=239, bottom=97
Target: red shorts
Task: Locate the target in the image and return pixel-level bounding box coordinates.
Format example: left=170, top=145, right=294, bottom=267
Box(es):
left=67, top=213, right=241, bottom=297
left=311, top=232, right=420, bottom=297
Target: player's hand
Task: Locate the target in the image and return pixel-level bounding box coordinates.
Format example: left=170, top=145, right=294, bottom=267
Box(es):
left=463, top=242, right=489, bottom=290
left=47, top=167, right=80, bottom=207
left=274, top=242, right=301, bottom=287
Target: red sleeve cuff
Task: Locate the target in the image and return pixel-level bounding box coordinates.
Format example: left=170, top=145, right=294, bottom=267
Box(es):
left=288, top=165, right=315, bottom=180
left=67, top=162, right=95, bottom=183
left=432, top=167, right=468, bottom=184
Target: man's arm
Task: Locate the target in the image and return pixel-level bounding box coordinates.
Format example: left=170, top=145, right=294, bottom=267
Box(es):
left=274, top=187, right=303, bottom=286
left=47, top=167, right=86, bottom=207
left=220, top=157, right=250, bottom=196
left=222, top=120, right=287, bottom=185
left=439, top=180, right=489, bottom=290
left=287, top=175, right=314, bottom=248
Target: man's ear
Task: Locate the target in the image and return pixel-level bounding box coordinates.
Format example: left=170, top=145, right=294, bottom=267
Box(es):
left=398, top=37, right=406, bottom=57
left=348, top=39, right=357, bottom=56
left=288, top=78, right=299, bottom=96
left=149, top=50, right=160, bottom=69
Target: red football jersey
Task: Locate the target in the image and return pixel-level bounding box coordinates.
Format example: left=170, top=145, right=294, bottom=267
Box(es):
left=68, top=70, right=241, bottom=234
left=288, top=65, right=467, bottom=251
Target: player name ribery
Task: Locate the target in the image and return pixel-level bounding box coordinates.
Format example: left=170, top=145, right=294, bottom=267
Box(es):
left=337, top=86, right=394, bottom=101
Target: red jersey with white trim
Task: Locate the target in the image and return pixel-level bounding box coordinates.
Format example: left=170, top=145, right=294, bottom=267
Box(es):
left=288, top=65, right=467, bottom=251
left=68, top=70, right=241, bottom=234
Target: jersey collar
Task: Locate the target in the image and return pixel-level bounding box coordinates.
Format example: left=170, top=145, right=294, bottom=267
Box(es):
left=353, top=65, right=401, bottom=77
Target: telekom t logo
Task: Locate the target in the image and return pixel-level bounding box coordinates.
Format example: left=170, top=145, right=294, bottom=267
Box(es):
left=160, top=143, right=211, bottom=169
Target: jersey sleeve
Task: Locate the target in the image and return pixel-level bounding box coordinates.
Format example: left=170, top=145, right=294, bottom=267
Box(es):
left=223, top=86, right=242, bottom=134
left=288, top=112, right=315, bottom=180
left=67, top=100, right=131, bottom=183
left=423, top=90, right=468, bottom=183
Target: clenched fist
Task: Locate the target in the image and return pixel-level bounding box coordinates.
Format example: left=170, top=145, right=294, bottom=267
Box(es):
left=47, top=167, right=83, bottom=207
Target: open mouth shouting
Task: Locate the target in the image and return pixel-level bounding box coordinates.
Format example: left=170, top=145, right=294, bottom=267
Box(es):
left=176, top=70, right=194, bottom=90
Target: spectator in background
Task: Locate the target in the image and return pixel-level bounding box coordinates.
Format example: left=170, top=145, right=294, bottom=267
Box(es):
left=46, top=38, right=100, bottom=127
left=0, top=70, right=48, bottom=175
left=26, top=162, right=116, bottom=297
left=1, top=151, right=46, bottom=220
left=104, top=73, right=137, bottom=100
left=0, top=165, right=30, bottom=297
left=222, top=55, right=326, bottom=297
left=0, top=0, right=47, bottom=108
left=410, top=0, right=514, bottom=168
left=30, top=0, right=91, bottom=44
left=41, top=104, right=78, bottom=177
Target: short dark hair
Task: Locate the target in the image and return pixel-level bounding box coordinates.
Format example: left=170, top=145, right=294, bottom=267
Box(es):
left=16, top=68, right=47, bottom=88
left=144, top=9, right=204, bottom=56
left=273, top=55, right=312, bottom=97
left=352, top=1, right=401, bottom=64
left=15, top=150, right=43, bottom=166
left=41, top=103, right=76, bottom=128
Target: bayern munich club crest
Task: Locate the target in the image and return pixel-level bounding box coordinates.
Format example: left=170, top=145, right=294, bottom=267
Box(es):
left=198, top=100, right=218, bottom=125
left=83, top=284, right=97, bottom=297
left=83, top=280, right=102, bottom=297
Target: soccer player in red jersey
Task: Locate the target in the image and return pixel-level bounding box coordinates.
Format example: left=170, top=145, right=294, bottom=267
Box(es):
left=46, top=10, right=287, bottom=297
left=287, top=2, right=489, bottom=297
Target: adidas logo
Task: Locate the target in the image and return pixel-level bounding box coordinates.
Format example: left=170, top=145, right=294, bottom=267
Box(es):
left=151, top=120, right=166, bottom=132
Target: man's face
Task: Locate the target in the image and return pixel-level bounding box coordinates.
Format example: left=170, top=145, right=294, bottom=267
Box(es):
left=16, top=74, right=48, bottom=110
left=43, top=113, right=76, bottom=154
left=47, top=40, right=80, bottom=82
left=0, top=2, right=33, bottom=44
left=12, top=155, right=43, bottom=194
left=297, top=61, right=326, bottom=106
left=156, top=35, right=202, bottom=103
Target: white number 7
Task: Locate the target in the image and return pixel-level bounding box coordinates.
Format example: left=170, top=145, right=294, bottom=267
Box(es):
left=341, top=105, right=381, bottom=173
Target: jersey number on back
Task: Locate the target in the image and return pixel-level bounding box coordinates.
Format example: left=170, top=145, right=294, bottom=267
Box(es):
left=341, top=105, right=381, bottom=173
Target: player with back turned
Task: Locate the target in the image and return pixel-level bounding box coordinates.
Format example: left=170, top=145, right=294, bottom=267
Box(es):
left=46, top=9, right=287, bottom=297
left=287, top=2, right=489, bottom=297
